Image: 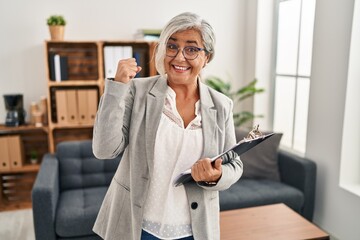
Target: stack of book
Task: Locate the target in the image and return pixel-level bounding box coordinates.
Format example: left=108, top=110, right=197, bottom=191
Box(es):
left=134, top=29, right=162, bottom=41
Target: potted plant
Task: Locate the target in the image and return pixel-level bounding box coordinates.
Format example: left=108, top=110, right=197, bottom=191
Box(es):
left=47, top=15, right=66, bottom=41
left=205, top=76, right=264, bottom=127
left=30, top=150, right=38, bottom=164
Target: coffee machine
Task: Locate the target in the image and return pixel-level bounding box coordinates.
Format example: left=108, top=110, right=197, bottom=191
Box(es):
left=3, top=94, right=26, bottom=126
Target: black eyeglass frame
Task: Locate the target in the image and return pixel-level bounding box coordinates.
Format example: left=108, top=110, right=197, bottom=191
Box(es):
left=165, top=43, right=208, bottom=60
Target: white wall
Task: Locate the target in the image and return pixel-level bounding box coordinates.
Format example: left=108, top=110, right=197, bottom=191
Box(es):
left=0, top=0, right=246, bottom=122
left=307, top=0, right=360, bottom=239
left=340, top=0, right=360, bottom=196
left=251, top=0, right=360, bottom=238
left=253, top=0, right=275, bottom=131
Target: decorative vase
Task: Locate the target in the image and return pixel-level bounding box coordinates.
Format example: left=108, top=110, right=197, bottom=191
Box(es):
left=49, top=26, right=65, bottom=41
left=30, top=158, right=38, bottom=165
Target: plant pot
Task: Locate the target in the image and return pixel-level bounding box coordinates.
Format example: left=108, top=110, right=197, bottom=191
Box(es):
left=49, top=26, right=65, bottom=41
left=30, top=158, right=38, bottom=164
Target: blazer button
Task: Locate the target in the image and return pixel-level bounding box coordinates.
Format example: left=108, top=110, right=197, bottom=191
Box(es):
left=191, top=202, right=198, bottom=209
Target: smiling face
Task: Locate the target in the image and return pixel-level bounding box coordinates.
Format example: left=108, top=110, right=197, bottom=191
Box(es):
left=164, top=29, right=209, bottom=86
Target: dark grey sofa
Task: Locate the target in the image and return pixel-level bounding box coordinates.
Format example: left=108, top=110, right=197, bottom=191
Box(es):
left=219, top=149, right=316, bottom=221
left=32, top=140, right=120, bottom=240
left=32, top=139, right=316, bottom=239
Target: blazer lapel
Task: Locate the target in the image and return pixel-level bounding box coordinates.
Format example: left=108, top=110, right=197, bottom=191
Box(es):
left=145, top=76, right=168, bottom=175
left=199, top=81, right=218, bottom=158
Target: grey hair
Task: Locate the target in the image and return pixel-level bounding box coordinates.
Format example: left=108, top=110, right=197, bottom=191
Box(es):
left=155, top=12, right=216, bottom=76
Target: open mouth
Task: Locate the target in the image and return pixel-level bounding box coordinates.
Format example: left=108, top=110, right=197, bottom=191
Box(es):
left=173, top=65, right=191, bottom=71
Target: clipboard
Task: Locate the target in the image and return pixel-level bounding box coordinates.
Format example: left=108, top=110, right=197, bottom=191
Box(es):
left=173, top=125, right=274, bottom=187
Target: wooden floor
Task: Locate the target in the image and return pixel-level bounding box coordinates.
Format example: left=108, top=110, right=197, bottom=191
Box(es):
left=0, top=206, right=337, bottom=240
left=0, top=208, right=35, bottom=240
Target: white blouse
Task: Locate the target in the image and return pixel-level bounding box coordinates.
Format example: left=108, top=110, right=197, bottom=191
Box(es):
left=142, top=86, right=203, bottom=239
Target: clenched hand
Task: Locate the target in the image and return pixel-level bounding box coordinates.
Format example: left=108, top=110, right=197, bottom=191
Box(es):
left=191, top=158, right=222, bottom=183
left=114, top=58, right=142, bottom=83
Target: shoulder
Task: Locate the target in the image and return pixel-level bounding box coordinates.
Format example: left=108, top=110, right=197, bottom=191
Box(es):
left=200, top=82, right=233, bottom=110
left=132, top=75, right=162, bottom=88
left=125, top=75, right=163, bottom=96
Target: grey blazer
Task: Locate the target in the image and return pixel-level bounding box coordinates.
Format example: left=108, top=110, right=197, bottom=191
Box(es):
left=92, top=75, right=243, bottom=240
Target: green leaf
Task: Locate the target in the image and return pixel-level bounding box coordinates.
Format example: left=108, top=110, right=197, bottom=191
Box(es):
left=205, top=76, right=265, bottom=127
left=47, top=15, right=66, bottom=26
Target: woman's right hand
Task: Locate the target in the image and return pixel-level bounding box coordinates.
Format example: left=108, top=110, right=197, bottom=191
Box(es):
left=114, top=58, right=142, bottom=83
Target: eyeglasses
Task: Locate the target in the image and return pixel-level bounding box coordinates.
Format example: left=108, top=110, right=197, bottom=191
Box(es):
left=166, top=43, right=207, bottom=60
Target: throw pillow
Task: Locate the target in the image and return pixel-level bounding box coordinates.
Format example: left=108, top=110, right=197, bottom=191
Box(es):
left=234, top=128, right=283, bottom=181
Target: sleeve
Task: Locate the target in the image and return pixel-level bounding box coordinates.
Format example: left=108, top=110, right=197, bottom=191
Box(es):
left=199, top=100, right=243, bottom=191
left=92, top=79, right=134, bottom=159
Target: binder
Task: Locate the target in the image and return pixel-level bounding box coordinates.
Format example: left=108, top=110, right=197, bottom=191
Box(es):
left=133, top=48, right=147, bottom=78
left=113, top=46, right=123, bottom=74
left=87, top=89, right=98, bottom=124
left=49, top=53, right=56, bottom=81
left=123, top=46, right=133, bottom=59
left=77, top=89, right=89, bottom=124
left=55, top=90, right=68, bottom=124
left=66, top=90, right=78, bottom=123
left=54, top=54, right=61, bottom=81
left=7, top=136, right=24, bottom=169
left=0, top=137, right=10, bottom=171
left=59, top=56, right=68, bottom=81
left=54, top=54, right=68, bottom=81
left=104, top=46, right=115, bottom=78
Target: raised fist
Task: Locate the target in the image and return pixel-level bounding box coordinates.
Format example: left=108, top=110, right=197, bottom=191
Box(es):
left=114, top=58, right=142, bottom=83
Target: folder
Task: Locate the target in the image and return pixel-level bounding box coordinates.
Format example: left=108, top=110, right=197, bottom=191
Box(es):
left=55, top=90, right=68, bottom=124
left=54, top=54, right=61, bottom=82
left=133, top=48, right=147, bottom=78
left=66, top=90, right=78, bottom=123
left=49, top=53, right=56, bottom=81
left=7, top=136, right=24, bottom=169
left=54, top=54, right=68, bottom=81
left=59, top=56, right=69, bottom=81
left=87, top=89, right=98, bottom=124
left=77, top=89, right=89, bottom=124
left=123, top=46, right=133, bottom=59
left=0, top=137, right=10, bottom=171
left=113, top=46, right=123, bottom=68
left=104, top=46, right=115, bottom=78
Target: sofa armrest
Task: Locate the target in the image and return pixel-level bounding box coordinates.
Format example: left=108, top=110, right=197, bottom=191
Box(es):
left=32, top=154, right=59, bottom=240
left=278, top=150, right=316, bottom=221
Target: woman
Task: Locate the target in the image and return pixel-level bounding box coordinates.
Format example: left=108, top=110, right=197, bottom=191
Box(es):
left=92, top=12, right=243, bottom=240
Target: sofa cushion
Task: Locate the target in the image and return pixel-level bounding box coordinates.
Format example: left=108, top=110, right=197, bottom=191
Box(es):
left=235, top=128, right=282, bottom=181
left=55, top=186, right=107, bottom=238
left=219, top=179, right=304, bottom=214
left=56, top=140, right=120, bottom=190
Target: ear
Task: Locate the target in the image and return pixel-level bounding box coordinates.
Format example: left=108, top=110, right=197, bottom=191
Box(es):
left=203, top=56, right=210, bottom=68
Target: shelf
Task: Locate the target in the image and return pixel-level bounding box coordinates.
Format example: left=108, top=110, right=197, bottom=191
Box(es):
left=0, top=201, right=32, bottom=212
left=0, top=164, right=40, bottom=174
left=50, top=123, right=94, bottom=129
left=0, top=124, right=48, bottom=134
left=48, top=80, right=101, bottom=87
left=46, top=41, right=100, bottom=81
left=0, top=170, right=38, bottom=211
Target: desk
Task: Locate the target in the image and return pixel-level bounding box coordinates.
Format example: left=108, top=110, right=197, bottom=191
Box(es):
left=220, top=203, right=329, bottom=240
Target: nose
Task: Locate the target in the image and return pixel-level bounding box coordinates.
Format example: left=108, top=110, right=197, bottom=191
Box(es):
left=174, top=48, right=186, bottom=61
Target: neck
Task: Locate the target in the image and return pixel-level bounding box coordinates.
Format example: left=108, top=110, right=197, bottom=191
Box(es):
left=167, top=79, right=199, bottom=100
